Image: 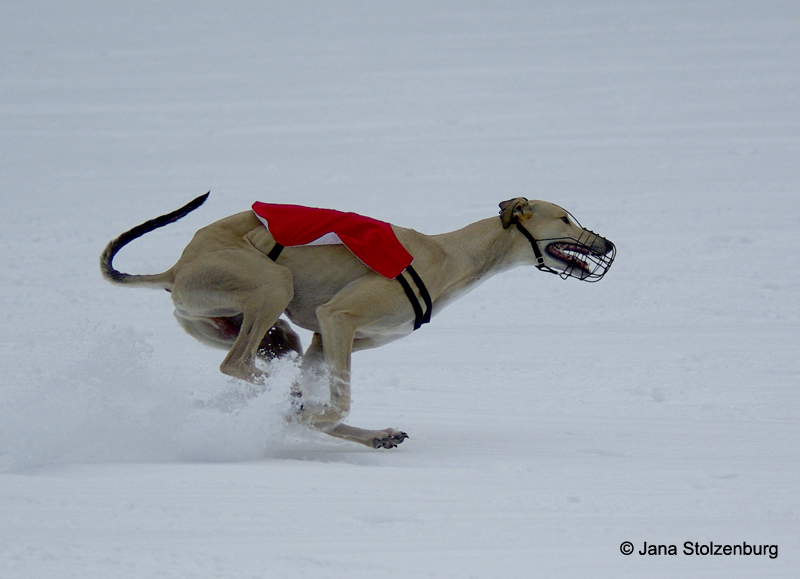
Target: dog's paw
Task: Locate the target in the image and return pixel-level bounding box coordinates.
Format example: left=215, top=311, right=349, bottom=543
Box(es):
left=372, top=429, right=409, bottom=449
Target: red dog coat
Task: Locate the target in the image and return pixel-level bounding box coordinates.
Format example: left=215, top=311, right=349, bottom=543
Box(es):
left=252, top=202, right=413, bottom=279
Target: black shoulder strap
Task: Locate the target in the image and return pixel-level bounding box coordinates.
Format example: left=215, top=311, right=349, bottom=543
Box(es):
left=397, top=273, right=424, bottom=330
left=397, top=265, right=431, bottom=330
left=405, top=265, right=432, bottom=325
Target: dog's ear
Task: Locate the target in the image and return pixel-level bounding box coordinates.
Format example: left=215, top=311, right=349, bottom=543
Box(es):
left=499, top=197, right=531, bottom=229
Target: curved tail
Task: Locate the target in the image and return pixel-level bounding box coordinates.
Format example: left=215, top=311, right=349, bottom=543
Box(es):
left=100, top=192, right=209, bottom=288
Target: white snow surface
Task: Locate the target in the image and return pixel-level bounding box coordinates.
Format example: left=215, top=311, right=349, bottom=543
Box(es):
left=2, top=1, right=799, bottom=577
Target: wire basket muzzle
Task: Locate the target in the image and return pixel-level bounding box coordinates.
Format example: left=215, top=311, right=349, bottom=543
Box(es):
left=540, top=227, right=616, bottom=282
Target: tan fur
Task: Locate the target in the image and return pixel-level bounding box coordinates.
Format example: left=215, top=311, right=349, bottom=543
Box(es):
left=101, top=197, right=612, bottom=448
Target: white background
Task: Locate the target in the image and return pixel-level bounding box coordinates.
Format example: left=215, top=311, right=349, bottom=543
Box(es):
left=1, top=1, right=798, bottom=577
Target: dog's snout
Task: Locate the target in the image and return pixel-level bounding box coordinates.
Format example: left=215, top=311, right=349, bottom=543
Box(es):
left=583, top=229, right=614, bottom=256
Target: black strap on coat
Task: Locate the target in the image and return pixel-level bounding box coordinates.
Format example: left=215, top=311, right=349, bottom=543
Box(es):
left=267, top=243, right=284, bottom=261
left=396, top=265, right=432, bottom=331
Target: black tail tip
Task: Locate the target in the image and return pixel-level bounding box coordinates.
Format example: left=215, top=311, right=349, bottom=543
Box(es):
left=179, top=191, right=210, bottom=214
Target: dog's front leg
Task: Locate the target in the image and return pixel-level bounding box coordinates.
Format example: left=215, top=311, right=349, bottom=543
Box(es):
left=292, top=328, right=408, bottom=449
left=292, top=280, right=409, bottom=449
left=303, top=303, right=356, bottom=426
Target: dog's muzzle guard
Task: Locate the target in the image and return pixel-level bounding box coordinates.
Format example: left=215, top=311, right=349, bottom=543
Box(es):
left=513, top=214, right=616, bottom=282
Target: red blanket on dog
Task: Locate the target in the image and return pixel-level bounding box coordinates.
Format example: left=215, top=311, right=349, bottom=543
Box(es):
left=252, top=202, right=413, bottom=279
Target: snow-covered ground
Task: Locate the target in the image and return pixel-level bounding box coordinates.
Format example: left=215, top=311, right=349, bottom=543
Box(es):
left=2, top=1, right=799, bottom=577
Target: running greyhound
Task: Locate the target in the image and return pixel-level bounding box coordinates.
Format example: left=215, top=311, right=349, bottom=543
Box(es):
left=101, top=194, right=615, bottom=449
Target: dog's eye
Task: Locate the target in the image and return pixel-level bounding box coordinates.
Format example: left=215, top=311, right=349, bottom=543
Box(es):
left=561, top=216, right=570, bottom=224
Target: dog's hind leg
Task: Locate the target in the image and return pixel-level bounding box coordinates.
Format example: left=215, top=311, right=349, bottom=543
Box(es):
left=218, top=281, right=294, bottom=382
left=171, top=252, right=295, bottom=382
left=257, top=319, right=303, bottom=361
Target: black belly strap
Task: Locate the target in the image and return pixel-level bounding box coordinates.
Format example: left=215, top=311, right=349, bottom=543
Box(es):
left=267, top=242, right=284, bottom=261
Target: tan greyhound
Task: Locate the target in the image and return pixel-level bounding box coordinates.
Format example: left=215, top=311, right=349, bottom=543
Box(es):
left=101, top=194, right=615, bottom=449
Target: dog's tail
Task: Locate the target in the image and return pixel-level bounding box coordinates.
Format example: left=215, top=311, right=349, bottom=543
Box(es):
left=100, top=192, right=209, bottom=289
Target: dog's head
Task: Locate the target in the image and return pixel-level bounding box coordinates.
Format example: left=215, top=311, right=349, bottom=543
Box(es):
left=499, top=197, right=615, bottom=281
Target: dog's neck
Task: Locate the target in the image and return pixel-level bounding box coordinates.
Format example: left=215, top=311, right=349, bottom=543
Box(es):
left=428, top=216, right=531, bottom=307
